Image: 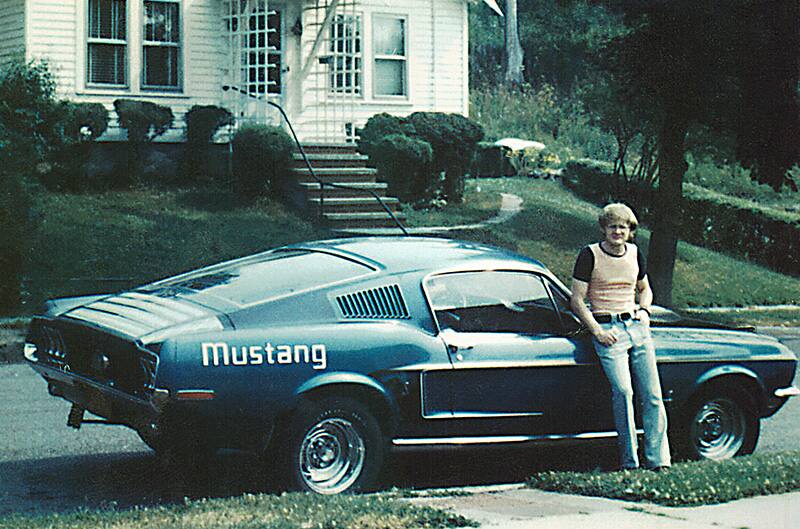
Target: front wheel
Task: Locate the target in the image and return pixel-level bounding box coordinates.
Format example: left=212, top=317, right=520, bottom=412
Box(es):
left=677, top=387, right=759, bottom=461
left=277, top=397, right=385, bottom=494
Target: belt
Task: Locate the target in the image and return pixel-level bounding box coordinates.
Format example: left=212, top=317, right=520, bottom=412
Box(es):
left=594, top=312, right=634, bottom=324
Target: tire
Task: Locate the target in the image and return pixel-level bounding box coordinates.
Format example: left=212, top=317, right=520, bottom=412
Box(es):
left=277, top=396, right=385, bottom=494
left=677, top=385, right=759, bottom=461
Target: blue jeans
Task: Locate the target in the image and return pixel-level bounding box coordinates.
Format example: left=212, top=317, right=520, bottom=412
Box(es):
left=593, top=318, right=671, bottom=469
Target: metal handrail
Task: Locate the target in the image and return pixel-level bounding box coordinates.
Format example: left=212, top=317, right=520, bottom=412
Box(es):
left=221, top=85, right=408, bottom=235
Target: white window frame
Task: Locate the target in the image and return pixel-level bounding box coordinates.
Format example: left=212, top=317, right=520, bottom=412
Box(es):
left=141, top=0, right=182, bottom=91
left=86, top=0, right=129, bottom=87
left=329, top=13, right=363, bottom=96
left=372, top=14, right=408, bottom=99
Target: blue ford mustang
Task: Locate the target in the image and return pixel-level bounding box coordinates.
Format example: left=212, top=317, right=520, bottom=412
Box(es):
left=24, top=237, right=798, bottom=494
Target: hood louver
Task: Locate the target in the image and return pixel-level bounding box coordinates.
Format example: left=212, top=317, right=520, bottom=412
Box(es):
left=336, top=284, right=410, bottom=319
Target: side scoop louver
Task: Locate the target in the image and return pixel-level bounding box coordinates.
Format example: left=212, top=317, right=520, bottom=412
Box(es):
left=336, top=284, right=410, bottom=319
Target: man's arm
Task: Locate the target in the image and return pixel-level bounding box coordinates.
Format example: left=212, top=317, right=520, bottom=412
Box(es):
left=636, top=276, right=653, bottom=326
left=571, top=279, right=617, bottom=345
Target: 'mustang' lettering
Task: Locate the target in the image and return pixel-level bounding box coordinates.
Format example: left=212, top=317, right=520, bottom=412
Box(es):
left=201, top=342, right=327, bottom=370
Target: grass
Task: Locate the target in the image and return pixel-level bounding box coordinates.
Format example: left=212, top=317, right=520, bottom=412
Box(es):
left=402, top=186, right=503, bottom=227
left=22, top=188, right=328, bottom=313
left=528, top=451, right=800, bottom=507
left=0, top=492, right=477, bottom=529
left=454, top=177, right=800, bottom=311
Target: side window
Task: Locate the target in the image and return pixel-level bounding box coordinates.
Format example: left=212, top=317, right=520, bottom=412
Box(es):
left=426, top=271, right=562, bottom=335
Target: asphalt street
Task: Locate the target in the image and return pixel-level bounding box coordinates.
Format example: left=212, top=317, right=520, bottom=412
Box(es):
left=0, top=329, right=797, bottom=518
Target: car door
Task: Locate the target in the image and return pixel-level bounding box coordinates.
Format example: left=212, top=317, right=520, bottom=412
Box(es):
left=423, top=270, right=614, bottom=439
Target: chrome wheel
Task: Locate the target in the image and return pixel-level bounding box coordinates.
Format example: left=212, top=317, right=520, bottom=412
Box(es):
left=299, top=417, right=365, bottom=494
left=690, top=397, right=746, bottom=460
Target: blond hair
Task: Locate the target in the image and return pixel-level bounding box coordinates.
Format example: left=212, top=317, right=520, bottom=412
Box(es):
left=598, top=203, right=638, bottom=240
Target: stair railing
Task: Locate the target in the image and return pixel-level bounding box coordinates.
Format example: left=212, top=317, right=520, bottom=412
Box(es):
left=222, top=85, right=408, bottom=235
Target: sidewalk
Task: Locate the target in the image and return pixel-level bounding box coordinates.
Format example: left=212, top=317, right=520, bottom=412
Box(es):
left=408, top=483, right=800, bottom=529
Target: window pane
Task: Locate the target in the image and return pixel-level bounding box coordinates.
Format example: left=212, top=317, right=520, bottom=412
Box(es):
left=374, top=59, right=404, bottom=96
left=89, top=0, right=126, bottom=40
left=144, top=46, right=179, bottom=87
left=88, top=44, right=126, bottom=84
left=374, top=17, right=404, bottom=55
left=427, top=272, right=560, bottom=335
left=144, top=1, right=179, bottom=43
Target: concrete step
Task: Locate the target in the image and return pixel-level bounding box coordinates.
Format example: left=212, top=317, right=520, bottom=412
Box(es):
left=298, top=181, right=388, bottom=199
left=323, top=211, right=408, bottom=229
left=291, top=167, right=378, bottom=183
left=299, top=144, right=359, bottom=155
left=308, top=196, right=400, bottom=213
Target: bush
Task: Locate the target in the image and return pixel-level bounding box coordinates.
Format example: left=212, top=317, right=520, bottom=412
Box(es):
left=46, top=102, right=109, bottom=191
left=113, top=99, right=174, bottom=184
left=372, top=133, right=434, bottom=202
left=359, top=111, right=484, bottom=204
left=182, top=105, right=233, bottom=184
left=407, top=112, right=484, bottom=203
left=0, top=60, right=61, bottom=313
left=357, top=113, right=415, bottom=158
left=231, top=124, right=294, bottom=198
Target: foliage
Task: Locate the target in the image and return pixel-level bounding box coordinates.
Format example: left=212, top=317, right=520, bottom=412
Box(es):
left=528, top=451, right=800, bottom=507
left=371, top=133, right=433, bottom=202
left=406, top=112, right=485, bottom=203
left=45, top=102, right=109, bottom=191
left=182, top=105, right=234, bottom=185
left=562, top=159, right=800, bottom=276
left=184, top=105, right=234, bottom=144
left=357, top=112, right=415, bottom=158
left=470, top=85, right=617, bottom=163
left=0, top=491, right=477, bottom=529
left=113, top=99, right=174, bottom=184
left=113, top=99, right=174, bottom=144
left=358, top=112, right=484, bottom=204
left=231, top=124, right=294, bottom=198
left=0, top=60, right=62, bottom=313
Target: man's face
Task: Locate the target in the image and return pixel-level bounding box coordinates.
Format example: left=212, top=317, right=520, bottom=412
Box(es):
left=603, top=221, right=630, bottom=247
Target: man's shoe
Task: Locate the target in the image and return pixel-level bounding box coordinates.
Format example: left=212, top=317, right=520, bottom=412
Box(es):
left=650, top=466, right=670, bottom=472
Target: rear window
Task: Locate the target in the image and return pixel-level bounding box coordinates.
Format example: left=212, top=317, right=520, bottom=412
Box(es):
left=145, top=250, right=372, bottom=306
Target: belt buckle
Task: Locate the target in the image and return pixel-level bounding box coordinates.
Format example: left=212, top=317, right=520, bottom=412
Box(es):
left=619, top=312, right=632, bottom=321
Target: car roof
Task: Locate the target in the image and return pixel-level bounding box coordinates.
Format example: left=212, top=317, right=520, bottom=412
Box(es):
left=287, top=236, right=549, bottom=275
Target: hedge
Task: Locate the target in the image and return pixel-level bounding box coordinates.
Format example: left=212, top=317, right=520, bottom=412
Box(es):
left=563, top=159, right=800, bottom=276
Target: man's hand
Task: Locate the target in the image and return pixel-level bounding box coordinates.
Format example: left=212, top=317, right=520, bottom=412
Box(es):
left=637, top=309, right=651, bottom=327
left=593, top=327, right=618, bottom=346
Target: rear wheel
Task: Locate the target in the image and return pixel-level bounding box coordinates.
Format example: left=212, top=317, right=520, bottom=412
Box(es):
left=276, top=397, right=385, bottom=494
left=678, top=385, right=759, bottom=460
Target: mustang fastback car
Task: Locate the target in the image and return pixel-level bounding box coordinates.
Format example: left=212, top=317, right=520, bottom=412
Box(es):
left=25, top=237, right=798, bottom=494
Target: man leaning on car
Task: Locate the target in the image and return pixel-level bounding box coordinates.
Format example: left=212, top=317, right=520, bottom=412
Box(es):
left=570, top=203, right=671, bottom=472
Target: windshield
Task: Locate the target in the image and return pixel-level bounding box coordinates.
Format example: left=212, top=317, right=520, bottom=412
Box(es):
left=142, top=250, right=372, bottom=307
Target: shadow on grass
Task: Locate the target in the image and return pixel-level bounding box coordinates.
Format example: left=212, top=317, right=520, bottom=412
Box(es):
left=175, top=189, right=242, bottom=212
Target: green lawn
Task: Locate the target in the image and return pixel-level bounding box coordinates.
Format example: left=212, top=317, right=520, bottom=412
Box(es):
left=528, top=451, right=800, bottom=506
left=454, top=177, right=800, bottom=312
left=0, top=492, right=476, bottom=529
left=23, top=188, right=328, bottom=313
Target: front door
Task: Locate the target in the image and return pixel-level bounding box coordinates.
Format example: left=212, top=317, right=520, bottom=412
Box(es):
left=424, top=270, right=614, bottom=439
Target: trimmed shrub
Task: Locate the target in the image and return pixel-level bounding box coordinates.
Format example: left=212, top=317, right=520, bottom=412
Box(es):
left=356, top=113, right=415, bottom=158
left=406, top=112, right=484, bottom=203
left=182, top=105, right=234, bottom=184
left=46, top=102, right=109, bottom=191
left=372, top=133, right=434, bottom=202
left=113, top=99, right=174, bottom=184
left=231, top=124, right=294, bottom=198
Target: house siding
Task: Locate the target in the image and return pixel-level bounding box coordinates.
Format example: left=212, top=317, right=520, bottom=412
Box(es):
left=295, top=0, right=468, bottom=141
left=0, top=0, right=26, bottom=68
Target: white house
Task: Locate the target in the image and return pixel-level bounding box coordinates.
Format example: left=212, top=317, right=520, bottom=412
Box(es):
left=0, top=0, right=502, bottom=144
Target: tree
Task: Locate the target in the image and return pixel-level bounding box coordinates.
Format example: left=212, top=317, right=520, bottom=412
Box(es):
left=601, top=0, right=800, bottom=305
left=503, top=0, right=525, bottom=86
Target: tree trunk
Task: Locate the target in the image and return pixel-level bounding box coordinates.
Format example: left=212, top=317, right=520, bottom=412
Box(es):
left=647, top=117, right=688, bottom=307
left=503, top=0, right=525, bottom=87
